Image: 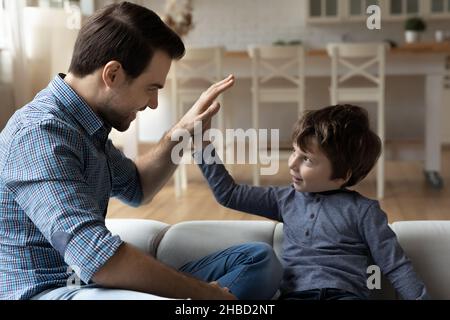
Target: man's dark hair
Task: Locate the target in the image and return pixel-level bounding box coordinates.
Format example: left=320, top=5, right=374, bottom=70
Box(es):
left=69, top=1, right=185, bottom=79
left=292, top=104, right=382, bottom=188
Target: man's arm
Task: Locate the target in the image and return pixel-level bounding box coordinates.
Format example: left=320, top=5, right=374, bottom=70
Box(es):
left=135, top=75, right=235, bottom=204
left=92, top=242, right=235, bottom=300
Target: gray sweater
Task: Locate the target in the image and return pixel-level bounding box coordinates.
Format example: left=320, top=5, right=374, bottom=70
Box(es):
left=196, top=148, right=429, bottom=300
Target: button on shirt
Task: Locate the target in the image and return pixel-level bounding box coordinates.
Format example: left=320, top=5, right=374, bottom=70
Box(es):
left=0, top=74, right=143, bottom=300
left=196, top=148, right=429, bottom=300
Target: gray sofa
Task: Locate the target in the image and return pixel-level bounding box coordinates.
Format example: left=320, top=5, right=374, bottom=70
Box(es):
left=105, top=219, right=450, bottom=300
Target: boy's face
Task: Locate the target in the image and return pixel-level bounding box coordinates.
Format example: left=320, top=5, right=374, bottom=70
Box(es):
left=288, top=137, right=348, bottom=193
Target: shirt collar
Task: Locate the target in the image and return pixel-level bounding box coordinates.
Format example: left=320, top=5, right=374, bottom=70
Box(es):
left=49, top=74, right=107, bottom=136
left=293, top=186, right=351, bottom=199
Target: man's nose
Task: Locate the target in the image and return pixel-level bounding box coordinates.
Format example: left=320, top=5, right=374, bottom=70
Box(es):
left=148, top=95, right=158, bottom=109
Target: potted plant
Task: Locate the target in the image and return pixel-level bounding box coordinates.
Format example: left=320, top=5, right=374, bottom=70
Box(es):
left=404, top=17, right=427, bottom=43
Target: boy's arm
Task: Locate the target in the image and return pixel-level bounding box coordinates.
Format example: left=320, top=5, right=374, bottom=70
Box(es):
left=359, top=202, right=430, bottom=300
left=194, top=143, right=283, bottom=221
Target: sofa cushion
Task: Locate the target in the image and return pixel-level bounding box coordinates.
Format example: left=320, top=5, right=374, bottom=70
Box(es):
left=156, top=220, right=279, bottom=269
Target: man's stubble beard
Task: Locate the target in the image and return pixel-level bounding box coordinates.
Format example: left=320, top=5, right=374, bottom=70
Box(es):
left=98, top=102, right=133, bottom=132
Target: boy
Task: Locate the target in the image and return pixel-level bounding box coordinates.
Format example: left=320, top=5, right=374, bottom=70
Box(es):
left=195, top=104, right=429, bottom=300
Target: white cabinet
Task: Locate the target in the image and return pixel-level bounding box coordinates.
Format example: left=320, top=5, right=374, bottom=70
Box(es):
left=385, top=0, right=422, bottom=19
left=307, top=0, right=341, bottom=22
left=346, top=0, right=382, bottom=20
left=427, top=0, right=450, bottom=18
left=385, top=0, right=450, bottom=20
left=307, top=0, right=384, bottom=22
left=306, top=0, right=450, bottom=22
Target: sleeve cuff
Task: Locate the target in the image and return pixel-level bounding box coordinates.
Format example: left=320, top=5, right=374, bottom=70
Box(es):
left=63, top=224, right=124, bottom=284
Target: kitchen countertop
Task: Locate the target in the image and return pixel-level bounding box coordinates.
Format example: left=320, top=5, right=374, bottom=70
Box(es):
left=225, top=42, right=450, bottom=58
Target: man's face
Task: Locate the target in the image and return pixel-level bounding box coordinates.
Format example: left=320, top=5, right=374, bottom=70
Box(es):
left=99, top=50, right=172, bottom=132
left=288, top=137, right=346, bottom=193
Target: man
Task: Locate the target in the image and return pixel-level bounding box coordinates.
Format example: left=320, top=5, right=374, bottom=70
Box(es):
left=0, top=2, right=282, bottom=300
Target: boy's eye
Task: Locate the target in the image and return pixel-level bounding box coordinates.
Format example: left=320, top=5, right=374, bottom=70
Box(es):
left=303, top=156, right=312, bottom=163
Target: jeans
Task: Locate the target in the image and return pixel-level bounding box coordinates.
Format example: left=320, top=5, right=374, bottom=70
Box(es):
left=280, top=288, right=362, bottom=300
left=32, top=242, right=282, bottom=300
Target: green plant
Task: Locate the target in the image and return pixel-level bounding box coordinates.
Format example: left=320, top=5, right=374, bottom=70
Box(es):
left=404, top=17, right=427, bottom=32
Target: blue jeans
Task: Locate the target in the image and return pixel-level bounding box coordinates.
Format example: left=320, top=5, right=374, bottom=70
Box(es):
left=32, top=242, right=282, bottom=300
left=179, top=242, right=283, bottom=300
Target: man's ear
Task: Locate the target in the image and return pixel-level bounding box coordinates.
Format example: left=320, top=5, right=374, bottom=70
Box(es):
left=102, top=61, right=125, bottom=88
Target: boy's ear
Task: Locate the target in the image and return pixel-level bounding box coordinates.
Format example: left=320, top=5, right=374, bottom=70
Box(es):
left=334, top=170, right=352, bottom=187
left=342, top=170, right=352, bottom=186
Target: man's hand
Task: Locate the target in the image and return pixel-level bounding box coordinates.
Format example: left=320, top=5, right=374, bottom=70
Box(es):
left=134, top=75, right=234, bottom=204
left=174, top=75, right=235, bottom=135
left=207, top=281, right=237, bottom=300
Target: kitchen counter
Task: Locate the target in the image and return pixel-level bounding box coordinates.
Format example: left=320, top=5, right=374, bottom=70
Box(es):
left=225, top=42, right=450, bottom=57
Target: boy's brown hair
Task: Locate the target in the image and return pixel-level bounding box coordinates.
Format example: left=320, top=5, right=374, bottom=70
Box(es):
left=69, top=1, right=185, bottom=80
left=292, top=104, right=381, bottom=188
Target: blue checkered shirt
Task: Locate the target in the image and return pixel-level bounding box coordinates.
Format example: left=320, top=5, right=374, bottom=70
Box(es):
left=0, top=74, right=143, bottom=300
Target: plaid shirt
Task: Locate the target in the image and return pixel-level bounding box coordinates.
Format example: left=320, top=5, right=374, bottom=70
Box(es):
left=0, top=74, right=143, bottom=300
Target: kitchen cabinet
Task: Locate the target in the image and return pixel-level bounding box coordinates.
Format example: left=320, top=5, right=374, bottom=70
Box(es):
left=306, top=0, right=450, bottom=22
left=427, top=0, right=450, bottom=18
left=385, top=0, right=422, bottom=19
left=307, top=0, right=384, bottom=22
left=347, top=0, right=381, bottom=20
left=307, top=0, right=341, bottom=22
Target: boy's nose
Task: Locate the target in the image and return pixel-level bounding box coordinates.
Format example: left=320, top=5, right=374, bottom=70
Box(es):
left=288, top=155, right=299, bottom=170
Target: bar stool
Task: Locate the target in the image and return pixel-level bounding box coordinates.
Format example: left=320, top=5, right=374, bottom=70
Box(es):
left=327, top=42, right=388, bottom=199
left=171, top=46, right=226, bottom=197
left=248, top=45, right=305, bottom=186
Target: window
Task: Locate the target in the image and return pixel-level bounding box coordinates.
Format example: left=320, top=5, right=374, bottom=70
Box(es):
left=25, top=0, right=97, bottom=16
left=0, top=0, right=8, bottom=49
left=25, top=0, right=80, bottom=8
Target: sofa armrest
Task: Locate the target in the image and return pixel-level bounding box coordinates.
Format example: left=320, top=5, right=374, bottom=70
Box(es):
left=106, top=219, right=169, bottom=256
left=391, top=220, right=450, bottom=300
